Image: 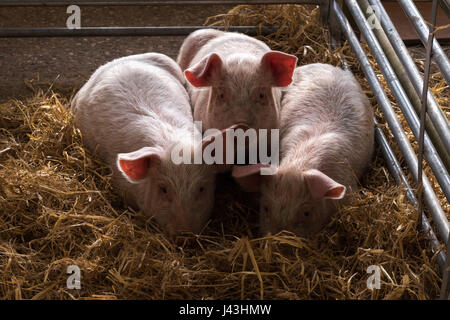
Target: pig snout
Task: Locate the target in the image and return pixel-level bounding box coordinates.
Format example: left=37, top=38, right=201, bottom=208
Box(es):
left=166, top=204, right=203, bottom=236
left=167, top=212, right=190, bottom=236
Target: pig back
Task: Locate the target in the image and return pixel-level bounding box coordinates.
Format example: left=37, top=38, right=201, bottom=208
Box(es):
left=280, top=63, right=374, bottom=188
left=71, top=53, right=194, bottom=165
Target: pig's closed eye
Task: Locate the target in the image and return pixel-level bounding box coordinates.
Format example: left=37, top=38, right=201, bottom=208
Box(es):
left=159, top=185, right=168, bottom=195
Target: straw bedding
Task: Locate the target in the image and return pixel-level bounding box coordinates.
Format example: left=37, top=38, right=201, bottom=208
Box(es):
left=0, top=5, right=448, bottom=300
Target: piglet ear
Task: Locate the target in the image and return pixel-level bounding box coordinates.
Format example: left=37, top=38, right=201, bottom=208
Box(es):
left=232, top=163, right=273, bottom=192
left=304, top=169, right=346, bottom=201
left=261, top=51, right=297, bottom=87
left=185, top=53, right=222, bottom=87
left=117, top=147, right=164, bottom=183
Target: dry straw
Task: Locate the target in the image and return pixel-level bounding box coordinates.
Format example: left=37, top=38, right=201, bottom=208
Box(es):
left=0, top=5, right=448, bottom=300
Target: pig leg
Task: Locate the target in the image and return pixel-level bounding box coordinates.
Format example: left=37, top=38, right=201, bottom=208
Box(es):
left=177, top=29, right=224, bottom=71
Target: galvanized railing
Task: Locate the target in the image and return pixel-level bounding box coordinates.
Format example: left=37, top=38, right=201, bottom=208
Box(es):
left=331, top=0, right=450, bottom=299
left=0, top=0, right=327, bottom=37
left=1, top=0, right=449, bottom=299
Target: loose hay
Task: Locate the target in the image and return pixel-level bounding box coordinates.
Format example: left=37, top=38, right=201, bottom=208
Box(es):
left=0, top=5, right=448, bottom=300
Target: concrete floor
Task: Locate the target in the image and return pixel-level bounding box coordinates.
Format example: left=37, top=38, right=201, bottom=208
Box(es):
left=0, top=5, right=234, bottom=102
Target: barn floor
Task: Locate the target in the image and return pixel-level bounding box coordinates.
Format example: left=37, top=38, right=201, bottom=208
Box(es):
left=0, top=4, right=448, bottom=102
left=0, top=5, right=234, bottom=101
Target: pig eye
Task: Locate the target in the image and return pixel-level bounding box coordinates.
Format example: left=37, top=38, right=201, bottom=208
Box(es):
left=303, top=211, right=310, bottom=217
left=199, top=187, right=204, bottom=193
left=218, top=92, right=225, bottom=99
left=256, top=91, right=267, bottom=102
left=263, top=206, right=269, bottom=214
left=159, top=185, right=168, bottom=195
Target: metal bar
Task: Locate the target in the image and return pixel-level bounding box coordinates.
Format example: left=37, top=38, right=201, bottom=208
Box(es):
left=0, top=0, right=329, bottom=19
left=0, top=26, right=279, bottom=37
left=327, top=0, right=343, bottom=41
left=374, top=120, right=446, bottom=273
left=0, top=0, right=326, bottom=6
left=374, top=123, right=416, bottom=205
left=345, top=0, right=450, bottom=204
left=370, top=0, right=450, bottom=166
left=439, top=0, right=450, bottom=19
left=333, top=0, right=449, bottom=244
left=418, top=0, right=439, bottom=239
left=361, top=0, right=450, bottom=174
left=332, top=32, right=447, bottom=275
left=398, top=0, right=450, bottom=85
left=0, top=0, right=329, bottom=36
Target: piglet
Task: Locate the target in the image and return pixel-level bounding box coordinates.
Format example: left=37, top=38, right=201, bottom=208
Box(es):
left=177, top=29, right=298, bottom=132
left=71, top=53, right=234, bottom=236
left=232, top=63, right=374, bottom=237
